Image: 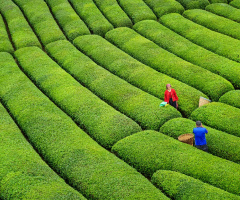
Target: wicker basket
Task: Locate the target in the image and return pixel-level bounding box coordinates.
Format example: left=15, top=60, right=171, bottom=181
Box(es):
left=178, top=134, right=194, bottom=146
left=199, top=96, right=211, bottom=107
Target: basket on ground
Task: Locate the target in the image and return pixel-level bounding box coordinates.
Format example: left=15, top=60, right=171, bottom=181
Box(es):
left=178, top=134, right=194, bottom=146
left=199, top=96, right=211, bottom=107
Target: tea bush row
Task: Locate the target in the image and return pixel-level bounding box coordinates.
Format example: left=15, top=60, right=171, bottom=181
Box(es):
left=230, top=0, right=240, bottom=8
left=219, top=90, right=240, bottom=109
left=175, top=0, right=209, bottom=9
left=0, top=52, right=168, bottom=200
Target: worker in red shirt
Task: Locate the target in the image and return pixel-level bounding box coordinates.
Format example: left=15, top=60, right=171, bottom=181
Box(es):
left=164, top=84, right=178, bottom=109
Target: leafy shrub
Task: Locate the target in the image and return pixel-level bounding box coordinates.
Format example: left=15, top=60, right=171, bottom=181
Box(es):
left=15, top=46, right=141, bottom=149
left=68, top=0, right=113, bottom=36
left=133, top=20, right=240, bottom=88
left=160, top=117, right=240, bottom=163
left=209, top=0, right=227, bottom=2
left=142, top=0, right=184, bottom=18
left=111, top=130, right=240, bottom=195
left=116, top=0, right=157, bottom=23
left=46, top=40, right=181, bottom=130
left=190, top=102, right=240, bottom=137
left=45, top=0, right=90, bottom=41
left=0, top=14, right=14, bottom=53
left=0, top=52, right=169, bottom=200
left=12, top=0, right=66, bottom=45
left=219, top=90, right=240, bottom=109
left=160, top=13, right=240, bottom=63
left=175, top=0, right=209, bottom=9
left=105, top=27, right=233, bottom=101
left=230, top=0, right=240, bottom=8
left=0, top=0, right=41, bottom=49
left=183, top=9, right=240, bottom=40
left=93, top=0, right=133, bottom=28
left=152, top=170, right=240, bottom=200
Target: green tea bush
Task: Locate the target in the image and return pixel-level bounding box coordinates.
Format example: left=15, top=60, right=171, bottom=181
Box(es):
left=0, top=0, right=41, bottom=49
left=160, top=118, right=240, bottom=163
left=209, top=0, right=227, bottom=2
left=116, top=0, right=157, bottom=23
left=0, top=14, right=14, bottom=53
left=45, top=0, right=90, bottom=41
left=206, top=3, right=240, bottom=23
left=0, top=52, right=169, bottom=200
left=46, top=40, right=181, bottom=130
left=160, top=13, right=240, bottom=63
left=133, top=20, right=240, bottom=88
left=74, top=34, right=208, bottom=117
left=105, top=27, right=233, bottom=101
left=15, top=46, right=141, bottom=149
left=183, top=9, right=240, bottom=40
left=219, top=90, right=240, bottom=109
left=190, top=102, right=240, bottom=137
left=152, top=170, right=240, bottom=200
left=230, top=0, right=240, bottom=8
left=68, top=0, right=113, bottom=36
left=93, top=0, right=133, bottom=28
left=175, top=0, right=209, bottom=9
left=142, top=0, right=184, bottom=18
left=0, top=101, right=85, bottom=199
left=12, top=0, right=66, bottom=46
left=111, top=130, right=240, bottom=195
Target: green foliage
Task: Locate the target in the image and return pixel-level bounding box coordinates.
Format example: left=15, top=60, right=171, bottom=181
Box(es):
left=142, top=0, right=184, bottom=18
left=152, top=170, right=240, bottom=200
left=175, top=0, right=209, bottom=9
left=0, top=0, right=41, bottom=49
left=0, top=52, right=169, bottom=200
left=93, top=0, right=133, bottom=28
left=46, top=39, right=181, bottom=130
left=45, top=0, right=90, bottom=41
left=160, top=13, right=240, bottom=63
left=230, top=0, right=240, bottom=8
left=0, top=14, right=14, bottom=53
left=116, top=0, right=157, bottom=23
left=12, top=0, right=66, bottom=46
left=183, top=9, right=240, bottom=41
left=15, top=46, right=141, bottom=149
left=190, top=102, right=240, bottom=137
left=111, top=130, right=240, bottom=195
left=105, top=27, right=233, bottom=102
left=160, top=118, right=240, bottom=164
left=219, top=90, right=240, bottom=109
left=133, top=20, right=240, bottom=88
left=209, top=0, right=228, bottom=2
left=206, top=3, right=240, bottom=23
left=68, top=0, right=113, bottom=36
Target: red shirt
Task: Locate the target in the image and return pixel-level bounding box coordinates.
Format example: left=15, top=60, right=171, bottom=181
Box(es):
left=164, top=89, right=178, bottom=103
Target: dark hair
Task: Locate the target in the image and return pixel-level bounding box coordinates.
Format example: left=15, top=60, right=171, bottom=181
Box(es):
left=196, top=121, right=202, bottom=126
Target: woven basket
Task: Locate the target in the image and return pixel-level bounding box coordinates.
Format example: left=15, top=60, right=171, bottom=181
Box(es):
left=178, top=134, right=194, bottom=146
left=199, top=96, right=211, bottom=107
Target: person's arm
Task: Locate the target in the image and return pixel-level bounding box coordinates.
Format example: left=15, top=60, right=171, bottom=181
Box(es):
left=174, top=89, right=179, bottom=101
left=164, top=91, right=169, bottom=103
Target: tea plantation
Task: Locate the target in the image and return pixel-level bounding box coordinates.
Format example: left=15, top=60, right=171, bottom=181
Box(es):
left=0, top=0, right=239, bottom=199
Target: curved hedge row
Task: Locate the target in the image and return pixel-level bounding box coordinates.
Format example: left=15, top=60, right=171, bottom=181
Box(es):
left=133, top=20, right=240, bottom=88
left=175, top=0, right=209, bottom=9
left=152, top=170, right=240, bottom=200
left=0, top=0, right=41, bottom=50
left=183, top=9, right=240, bottom=41
left=15, top=46, right=141, bottom=149
left=111, top=130, right=240, bottom=195
left=93, top=0, right=133, bottom=28
left=68, top=0, right=113, bottom=36
left=0, top=52, right=169, bottom=200
left=46, top=40, right=181, bottom=130
left=45, top=0, right=90, bottom=41
left=206, top=3, right=240, bottom=23
left=116, top=0, right=157, bottom=23
left=190, top=102, right=240, bottom=137
left=105, top=27, right=233, bottom=101
left=160, top=13, right=240, bottom=63
left=219, top=90, right=240, bottom=109
left=142, top=0, right=184, bottom=18
left=160, top=118, right=240, bottom=164
left=0, top=14, right=14, bottom=53
left=74, top=34, right=208, bottom=117
left=12, top=0, right=66, bottom=46
left=0, top=101, right=85, bottom=200
left=230, top=0, right=240, bottom=8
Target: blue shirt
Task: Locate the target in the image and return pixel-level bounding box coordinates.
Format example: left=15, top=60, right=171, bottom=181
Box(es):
left=193, top=127, right=208, bottom=145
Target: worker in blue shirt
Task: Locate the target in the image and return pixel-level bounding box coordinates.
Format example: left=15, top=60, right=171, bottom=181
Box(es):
left=193, top=121, right=208, bottom=152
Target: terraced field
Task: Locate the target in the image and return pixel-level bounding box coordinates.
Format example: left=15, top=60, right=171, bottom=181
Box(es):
left=0, top=0, right=240, bottom=199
